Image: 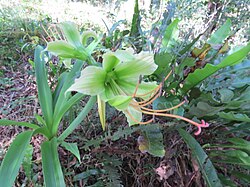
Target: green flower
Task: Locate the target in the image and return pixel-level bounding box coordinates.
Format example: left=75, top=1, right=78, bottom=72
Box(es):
left=67, top=48, right=158, bottom=129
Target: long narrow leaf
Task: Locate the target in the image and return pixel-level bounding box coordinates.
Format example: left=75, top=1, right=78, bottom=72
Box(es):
left=52, top=93, right=85, bottom=133
left=41, top=138, right=65, bottom=187
left=0, top=119, right=39, bottom=129
left=178, top=129, right=222, bottom=187
left=208, top=19, right=231, bottom=45
left=182, top=43, right=250, bottom=93
left=0, top=131, right=33, bottom=186
left=34, top=46, right=53, bottom=129
left=161, top=19, right=179, bottom=50
left=58, top=96, right=96, bottom=142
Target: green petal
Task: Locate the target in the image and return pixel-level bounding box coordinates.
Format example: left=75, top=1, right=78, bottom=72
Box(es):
left=47, top=41, right=88, bottom=60
left=113, top=48, right=135, bottom=62
left=67, top=66, right=106, bottom=95
left=115, top=52, right=157, bottom=80
left=108, top=95, right=132, bottom=110
left=117, top=80, right=158, bottom=100
left=123, top=105, right=142, bottom=126
left=103, top=52, right=120, bottom=72
left=61, top=22, right=82, bottom=48
left=97, top=95, right=106, bottom=131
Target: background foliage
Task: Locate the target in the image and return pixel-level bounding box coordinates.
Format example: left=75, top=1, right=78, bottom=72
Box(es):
left=0, top=0, right=249, bottom=186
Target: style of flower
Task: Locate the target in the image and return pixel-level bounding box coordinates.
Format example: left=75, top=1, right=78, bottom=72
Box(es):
left=67, top=48, right=209, bottom=135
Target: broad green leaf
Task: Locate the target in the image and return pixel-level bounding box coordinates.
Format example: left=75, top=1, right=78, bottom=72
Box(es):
left=23, top=144, right=34, bottom=180
left=218, top=112, right=250, bottom=122
left=218, top=88, right=234, bottom=103
left=213, top=150, right=250, bottom=167
left=231, top=171, right=250, bottom=183
left=138, top=125, right=165, bottom=157
left=0, top=131, right=33, bottom=186
left=61, top=142, right=81, bottom=163
left=182, top=43, right=250, bottom=93
left=74, top=169, right=105, bottom=181
left=153, top=52, right=173, bottom=78
left=161, top=19, right=179, bottom=50
left=178, top=129, right=222, bottom=187
left=58, top=96, right=97, bottom=142
left=0, top=119, right=39, bottom=129
left=176, top=57, right=196, bottom=76
left=228, top=138, right=250, bottom=153
left=41, top=138, right=65, bottom=187
left=34, top=46, right=54, bottom=131
left=218, top=174, right=237, bottom=187
left=208, top=19, right=231, bottom=46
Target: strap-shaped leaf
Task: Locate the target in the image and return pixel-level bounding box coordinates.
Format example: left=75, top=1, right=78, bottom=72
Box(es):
left=0, top=131, right=33, bottom=186
left=58, top=96, right=96, bottom=142
left=178, top=129, right=222, bottom=187
left=0, top=119, right=39, bottom=129
left=208, top=19, right=231, bottom=45
left=161, top=19, right=179, bottom=50
left=52, top=60, right=85, bottom=135
left=34, top=46, right=54, bottom=130
left=23, top=144, right=34, bottom=180
left=182, top=43, right=250, bottom=93
left=41, top=138, right=65, bottom=187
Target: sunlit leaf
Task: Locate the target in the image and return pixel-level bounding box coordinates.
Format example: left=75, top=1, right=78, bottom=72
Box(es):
left=0, top=131, right=33, bottom=186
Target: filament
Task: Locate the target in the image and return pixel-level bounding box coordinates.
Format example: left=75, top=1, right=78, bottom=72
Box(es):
left=141, top=101, right=186, bottom=112
left=125, top=109, right=154, bottom=125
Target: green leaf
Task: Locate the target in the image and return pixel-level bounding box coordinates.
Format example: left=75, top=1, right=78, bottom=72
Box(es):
left=218, top=112, right=250, bottom=122
left=178, top=129, right=222, bottom=187
left=23, top=144, right=34, bottom=180
left=161, top=19, right=179, bottom=50
left=138, top=125, right=165, bottom=157
left=182, top=43, right=250, bottom=93
left=218, top=88, right=234, bottom=103
left=130, top=0, right=140, bottom=38
left=0, top=119, right=39, bottom=129
left=208, top=19, right=231, bottom=46
left=41, top=138, right=65, bottom=187
left=34, top=46, right=54, bottom=130
left=60, top=22, right=81, bottom=48
left=176, top=57, right=196, bottom=76
left=0, top=131, right=33, bottom=186
left=52, top=60, right=85, bottom=135
left=153, top=52, right=173, bottom=78
left=58, top=96, right=97, bottom=142
left=61, top=142, right=81, bottom=163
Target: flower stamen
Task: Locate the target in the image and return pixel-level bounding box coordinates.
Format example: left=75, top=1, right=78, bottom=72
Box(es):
left=125, top=109, right=154, bottom=125
left=141, top=101, right=186, bottom=112
left=140, top=109, right=209, bottom=135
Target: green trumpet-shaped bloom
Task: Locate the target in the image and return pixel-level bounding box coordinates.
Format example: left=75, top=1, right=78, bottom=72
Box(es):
left=67, top=48, right=158, bottom=129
